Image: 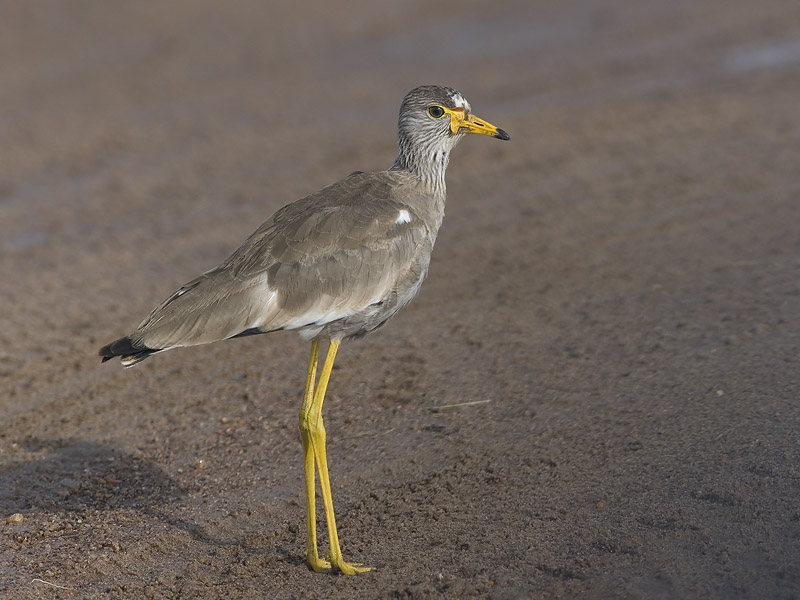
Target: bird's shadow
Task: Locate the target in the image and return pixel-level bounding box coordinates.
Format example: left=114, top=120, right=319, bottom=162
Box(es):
left=0, top=437, right=179, bottom=513
left=0, top=437, right=289, bottom=559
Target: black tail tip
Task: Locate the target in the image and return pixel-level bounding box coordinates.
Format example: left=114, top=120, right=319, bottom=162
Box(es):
left=99, top=336, right=133, bottom=360
left=99, top=336, right=156, bottom=366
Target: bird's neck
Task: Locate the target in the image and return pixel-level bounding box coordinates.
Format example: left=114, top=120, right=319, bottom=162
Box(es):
left=391, top=137, right=451, bottom=196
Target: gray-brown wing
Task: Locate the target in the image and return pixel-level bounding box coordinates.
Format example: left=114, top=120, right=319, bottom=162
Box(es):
left=130, top=173, right=430, bottom=350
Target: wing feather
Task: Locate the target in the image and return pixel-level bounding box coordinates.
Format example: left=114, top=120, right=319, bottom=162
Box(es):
left=132, top=171, right=429, bottom=350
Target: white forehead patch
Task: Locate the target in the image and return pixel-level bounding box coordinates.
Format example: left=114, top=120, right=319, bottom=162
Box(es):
left=450, top=91, right=471, bottom=112
left=396, top=209, right=412, bottom=224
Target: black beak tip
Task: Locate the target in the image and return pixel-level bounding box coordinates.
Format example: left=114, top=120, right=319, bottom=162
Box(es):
left=495, top=128, right=510, bottom=141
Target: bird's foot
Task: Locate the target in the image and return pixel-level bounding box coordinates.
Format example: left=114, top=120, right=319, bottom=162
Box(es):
left=307, top=554, right=332, bottom=573
left=306, top=552, right=372, bottom=574
left=329, top=555, right=372, bottom=575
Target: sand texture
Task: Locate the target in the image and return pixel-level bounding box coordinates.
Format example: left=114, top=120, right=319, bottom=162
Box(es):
left=1, top=1, right=800, bottom=598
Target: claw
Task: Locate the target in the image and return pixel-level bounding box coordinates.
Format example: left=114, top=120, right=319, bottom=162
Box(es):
left=307, top=554, right=332, bottom=573
left=307, top=553, right=371, bottom=574
left=329, top=557, right=372, bottom=575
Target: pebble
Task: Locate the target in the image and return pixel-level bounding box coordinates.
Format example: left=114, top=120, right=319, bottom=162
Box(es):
left=5, top=513, right=24, bottom=524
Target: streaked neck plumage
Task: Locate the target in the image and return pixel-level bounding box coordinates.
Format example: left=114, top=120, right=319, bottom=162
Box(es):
left=391, top=128, right=463, bottom=197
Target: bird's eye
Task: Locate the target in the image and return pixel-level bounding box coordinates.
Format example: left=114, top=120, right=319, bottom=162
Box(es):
left=427, top=105, right=446, bottom=119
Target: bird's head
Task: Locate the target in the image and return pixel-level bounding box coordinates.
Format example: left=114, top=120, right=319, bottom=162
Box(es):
left=399, top=85, right=509, bottom=145
left=394, top=85, right=509, bottom=182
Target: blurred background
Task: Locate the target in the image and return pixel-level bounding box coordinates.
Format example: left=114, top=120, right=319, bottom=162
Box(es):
left=2, top=1, right=800, bottom=598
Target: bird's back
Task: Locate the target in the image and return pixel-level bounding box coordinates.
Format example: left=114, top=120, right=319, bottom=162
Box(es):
left=109, top=169, right=444, bottom=360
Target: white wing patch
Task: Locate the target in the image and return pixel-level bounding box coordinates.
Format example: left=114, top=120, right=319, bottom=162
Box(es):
left=396, top=209, right=412, bottom=224
left=239, top=273, right=279, bottom=331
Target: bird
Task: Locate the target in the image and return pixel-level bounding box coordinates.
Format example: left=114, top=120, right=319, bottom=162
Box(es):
left=99, top=84, right=509, bottom=574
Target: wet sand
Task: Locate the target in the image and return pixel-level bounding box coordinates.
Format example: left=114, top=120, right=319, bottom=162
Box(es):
left=2, top=1, right=800, bottom=598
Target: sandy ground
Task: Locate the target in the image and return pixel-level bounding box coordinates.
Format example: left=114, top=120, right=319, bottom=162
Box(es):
left=2, top=1, right=800, bottom=598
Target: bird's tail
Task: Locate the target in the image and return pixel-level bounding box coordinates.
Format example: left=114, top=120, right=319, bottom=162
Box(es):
left=99, top=336, right=159, bottom=367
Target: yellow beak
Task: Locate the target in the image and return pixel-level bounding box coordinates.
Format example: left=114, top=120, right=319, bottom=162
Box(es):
left=448, top=108, right=510, bottom=140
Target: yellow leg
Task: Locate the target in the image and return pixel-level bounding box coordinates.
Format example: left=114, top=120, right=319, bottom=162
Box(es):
left=299, top=340, right=326, bottom=571
left=298, top=339, right=371, bottom=574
